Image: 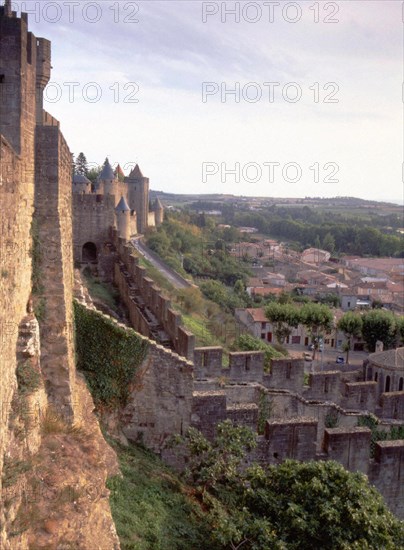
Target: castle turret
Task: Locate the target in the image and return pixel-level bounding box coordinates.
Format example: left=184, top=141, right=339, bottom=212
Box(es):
left=4, top=0, right=11, bottom=17
left=98, top=158, right=117, bottom=199
left=115, top=196, right=131, bottom=241
left=0, top=1, right=39, bottom=155
left=153, top=197, right=164, bottom=225
left=72, top=173, right=91, bottom=194
left=114, top=163, right=125, bottom=182
left=35, top=37, right=51, bottom=124
left=126, top=163, right=149, bottom=233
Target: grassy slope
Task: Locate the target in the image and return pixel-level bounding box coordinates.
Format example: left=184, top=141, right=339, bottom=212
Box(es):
left=82, top=270, right=121, bottom=312
left=138, top=256, right=230, bottom=349
left=106, top=439, right=210, bottom=550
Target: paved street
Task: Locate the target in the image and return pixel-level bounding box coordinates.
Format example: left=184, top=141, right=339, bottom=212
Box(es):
left=286, top=343, right=368, bottom=373
left=131, top=237, right=192, bottom=290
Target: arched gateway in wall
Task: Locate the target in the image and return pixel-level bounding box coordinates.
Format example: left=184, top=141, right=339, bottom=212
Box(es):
left=82, top=242, right=97, bottom=262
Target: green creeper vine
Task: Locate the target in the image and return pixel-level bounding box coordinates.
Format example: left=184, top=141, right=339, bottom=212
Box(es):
left=357, top=414, right=404, bottom=458
left=73, top=301, right=148, bottom=408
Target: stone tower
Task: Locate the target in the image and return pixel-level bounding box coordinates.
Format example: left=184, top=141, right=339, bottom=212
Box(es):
left=0, top=1, right=41, bottom=156
left=99, top=158, right=117, bottom=202
left=114, top=163, right=125, bottom=181
left=72, top=173, right=91, bottom=194
left=115, top=195, right=131, bottom=241
left=4, top=0, right=11, bottom=17
left=153, top=197, right=164, bottom=225
left=126, top=163, right=149, bottom=233
left=0, top=0, right=78, bottom=437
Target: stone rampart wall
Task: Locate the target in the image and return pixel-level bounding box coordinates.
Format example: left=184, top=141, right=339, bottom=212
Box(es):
left=113, top=236, right=195, bottom=359
left=34, top=124, right=77, bottom=421
left=75, top=302, right=194, bottom=454
left=72, top=194, right=116, bottom=263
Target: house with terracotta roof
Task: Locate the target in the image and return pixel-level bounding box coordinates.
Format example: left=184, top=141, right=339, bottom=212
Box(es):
left=235, top=308, right=311, bottom=346
left=301, top=248, right=331, bottom=265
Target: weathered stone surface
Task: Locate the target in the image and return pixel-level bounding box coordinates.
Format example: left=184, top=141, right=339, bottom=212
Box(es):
left=0, top=6, right=121, bottom=547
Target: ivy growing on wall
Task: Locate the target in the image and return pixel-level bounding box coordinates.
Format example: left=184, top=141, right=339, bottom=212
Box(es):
left=357, top=414, right=404, bottom=458
left=73, top=301, right=149, bottom=408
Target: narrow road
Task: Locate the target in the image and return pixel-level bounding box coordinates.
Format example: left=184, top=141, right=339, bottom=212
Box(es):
left=131, top=237, right=192, bottom=290
left=287, top=343, right=368, bottom=373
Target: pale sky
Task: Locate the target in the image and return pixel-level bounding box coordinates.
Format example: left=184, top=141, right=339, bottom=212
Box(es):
left=14, top=0, right=404, bottom=203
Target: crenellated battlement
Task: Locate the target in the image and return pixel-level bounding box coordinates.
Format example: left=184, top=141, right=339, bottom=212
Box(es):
left=113, top=234, right=195, bottom=358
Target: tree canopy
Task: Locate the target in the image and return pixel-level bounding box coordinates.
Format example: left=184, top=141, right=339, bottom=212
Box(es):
left=361, top=310, right=399, bottom=352
left=177, top=421, right=404, bottom=550
left=74, top=152, right=88, bottom=176
left=337, top=311, right=363, bottom=363
left=265, top=302, right=302, bottom=344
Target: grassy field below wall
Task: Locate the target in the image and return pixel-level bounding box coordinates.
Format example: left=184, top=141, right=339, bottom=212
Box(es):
left=106, top=439, right=211, bottom=550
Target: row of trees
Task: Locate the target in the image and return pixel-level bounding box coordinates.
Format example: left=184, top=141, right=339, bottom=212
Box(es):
left=338, top=310, right=404, bottom=360
left=221, top=208, right=404, bottom=257
left=265, top=302, right=333, bottom=359
left=191, top=201, right=403, bottom=231
left=265, top=303, right=404, bottom=359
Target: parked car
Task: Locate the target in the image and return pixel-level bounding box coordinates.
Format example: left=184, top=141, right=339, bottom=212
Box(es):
left=336, top=355, right=345, bottom=364
left=308, top=342, right=323, bottom=352
left=304, top=352, right=313, bottom=362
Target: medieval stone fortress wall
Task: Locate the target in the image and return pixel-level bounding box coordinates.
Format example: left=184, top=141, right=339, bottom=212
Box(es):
left=72, top=159, right=164, bottom=277
left=1, top=4, right=403, bottom=546
left=98, top=234, right=404, bottom=518
left=0, top=4, right=119, bottom=546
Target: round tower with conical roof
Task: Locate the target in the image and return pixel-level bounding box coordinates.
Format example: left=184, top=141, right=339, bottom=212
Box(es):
left=153, top=197, right=164, bottom=225
left=98, top=158, right=117, bottom=200
left=126, top=163, right=149, bottom=234
left=114, top=163, right=125, bottom=182
left=115, top=196, right=131, bottom=241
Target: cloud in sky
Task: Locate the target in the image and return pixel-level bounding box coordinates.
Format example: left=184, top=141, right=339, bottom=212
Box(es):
left=18, top=0, right=403, bottom=202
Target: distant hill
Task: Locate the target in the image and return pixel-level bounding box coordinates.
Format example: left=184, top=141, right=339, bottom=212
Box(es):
left=149, top=191, right=401, bottom=209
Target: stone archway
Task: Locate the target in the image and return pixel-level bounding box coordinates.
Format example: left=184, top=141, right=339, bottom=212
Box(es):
left=82, top=242, right=97, bottom=262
